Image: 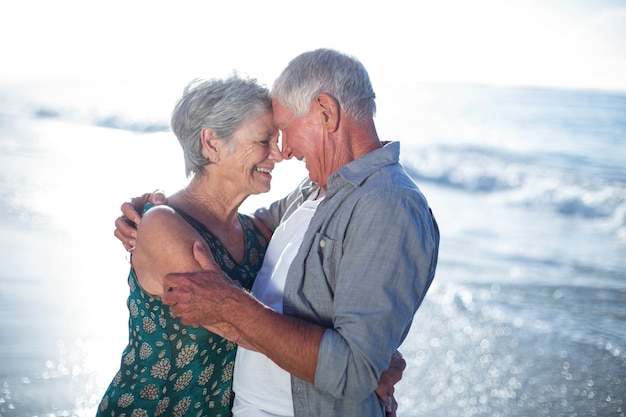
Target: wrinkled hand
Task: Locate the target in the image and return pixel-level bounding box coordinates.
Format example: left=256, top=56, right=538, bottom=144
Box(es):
left=113, top=190, right=167, bottom=251
left=375, top=350, right=406, bottom=417
left=162, top=241, right=242, bottom=327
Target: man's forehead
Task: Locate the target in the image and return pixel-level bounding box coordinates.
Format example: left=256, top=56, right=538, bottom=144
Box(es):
left=271, top=100, right=294, bottom=126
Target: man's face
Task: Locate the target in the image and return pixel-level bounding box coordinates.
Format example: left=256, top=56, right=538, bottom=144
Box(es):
left=272, top=98, right=329, bottom=188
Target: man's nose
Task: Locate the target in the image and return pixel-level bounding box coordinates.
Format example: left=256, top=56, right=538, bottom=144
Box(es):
left=280, top=135, right=293, bottom=160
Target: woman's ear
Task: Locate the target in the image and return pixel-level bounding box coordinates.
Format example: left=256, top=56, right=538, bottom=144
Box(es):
left=200, top=127, right=220, bottom=163
left=316, top=93, right=340, bottom=132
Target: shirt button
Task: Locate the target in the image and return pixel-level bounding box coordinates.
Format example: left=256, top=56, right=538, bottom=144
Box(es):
left=319, top=239, right=326, bottom=248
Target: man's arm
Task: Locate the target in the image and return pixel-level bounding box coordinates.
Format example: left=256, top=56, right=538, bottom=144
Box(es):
left=312, top=191, right=438, bottom=398
left=163, top=241, right=324, bottom=383
left=164, top=240, right=409, bottom=407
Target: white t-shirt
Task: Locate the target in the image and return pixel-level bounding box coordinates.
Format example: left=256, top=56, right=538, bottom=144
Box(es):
left=232, top=195, right=323, bottom=417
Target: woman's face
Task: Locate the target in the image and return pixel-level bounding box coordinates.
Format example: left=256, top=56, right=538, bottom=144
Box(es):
left=219, top=110, right=282, bottom=196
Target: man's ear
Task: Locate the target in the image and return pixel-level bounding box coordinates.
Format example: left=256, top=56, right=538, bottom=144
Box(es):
left=200, top=127, right=220, bottom=163
left=316, top=93, right=340, bottom=132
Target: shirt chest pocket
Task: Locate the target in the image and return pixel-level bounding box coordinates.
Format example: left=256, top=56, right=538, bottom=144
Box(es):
left=303, top=233, right=340, bottom=311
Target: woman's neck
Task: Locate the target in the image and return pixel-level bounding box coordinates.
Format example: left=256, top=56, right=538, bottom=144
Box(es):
left=168, top=175, right=247, bottom=264
left=169, top=176, right=248, bottom=236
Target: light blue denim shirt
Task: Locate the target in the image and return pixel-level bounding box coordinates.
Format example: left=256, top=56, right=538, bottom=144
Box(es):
left=256, top=141, right=440, bottom=417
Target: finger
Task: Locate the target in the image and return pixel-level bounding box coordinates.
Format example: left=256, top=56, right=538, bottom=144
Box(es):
left=162, top=275, right=182, bottom=304
left=168, top=301, right=189, bottom=323
left=166, top=296, right=197, bottom=326
left=150, top=189, right=167, bottom=205
left=113, top=228, right=136, bottom=252
left=383, top=367, right=403, bottom=386
left=385, top=395, right=398, bottom=417
left=120, top=202, right=142, bottom=227
left=385, top=395, right=393, bottom=413
left=390, top=350, right=407, bottom=372
left=192, top=241, right=218, bottom=270
left=113, top=216, right=137, bottom=249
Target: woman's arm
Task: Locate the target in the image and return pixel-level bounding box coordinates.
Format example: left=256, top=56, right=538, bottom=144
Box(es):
left=131, top=205, right=207, bottom=296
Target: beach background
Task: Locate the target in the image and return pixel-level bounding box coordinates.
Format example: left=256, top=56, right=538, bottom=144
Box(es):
left=1, top=1, right=625, bottom=416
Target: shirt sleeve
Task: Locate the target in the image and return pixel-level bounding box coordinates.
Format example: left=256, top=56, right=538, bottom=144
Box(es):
left=314, top=188, right=439, bottom=399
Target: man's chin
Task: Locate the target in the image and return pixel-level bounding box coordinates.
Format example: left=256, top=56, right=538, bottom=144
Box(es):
left=308, top=175, right=324, bottom=188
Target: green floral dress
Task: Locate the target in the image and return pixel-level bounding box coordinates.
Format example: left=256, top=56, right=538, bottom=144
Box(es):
left=97, top=207, right=268, bottom=417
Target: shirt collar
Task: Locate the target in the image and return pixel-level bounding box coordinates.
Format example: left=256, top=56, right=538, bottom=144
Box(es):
left=326, top=141, right=400, bottom=190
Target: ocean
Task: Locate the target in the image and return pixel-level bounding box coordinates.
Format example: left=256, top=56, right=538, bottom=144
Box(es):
left=0, top=79, right=624, bottom=417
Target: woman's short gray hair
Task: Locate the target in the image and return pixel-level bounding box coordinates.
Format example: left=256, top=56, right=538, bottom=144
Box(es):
left=270, top=49, right=376, bottom=121
left=171, top=75, right=271, bottom=177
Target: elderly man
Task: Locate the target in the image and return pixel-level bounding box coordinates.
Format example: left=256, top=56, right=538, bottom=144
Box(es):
left=158, top=49, right=440, bottom=416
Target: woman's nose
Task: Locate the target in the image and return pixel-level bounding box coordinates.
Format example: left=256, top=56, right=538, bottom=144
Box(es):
left=270, top=141, right=283, bottom=162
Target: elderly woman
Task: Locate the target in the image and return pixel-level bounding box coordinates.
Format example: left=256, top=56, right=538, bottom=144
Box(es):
left=97, top=75, right=280, bottom=417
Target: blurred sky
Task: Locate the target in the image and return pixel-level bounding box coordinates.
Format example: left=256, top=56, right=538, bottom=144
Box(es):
left=1, top=0, right=625, bottom=91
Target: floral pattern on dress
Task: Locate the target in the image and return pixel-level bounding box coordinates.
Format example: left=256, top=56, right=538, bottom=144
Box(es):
left=97, top=212, right=267, bottom=417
